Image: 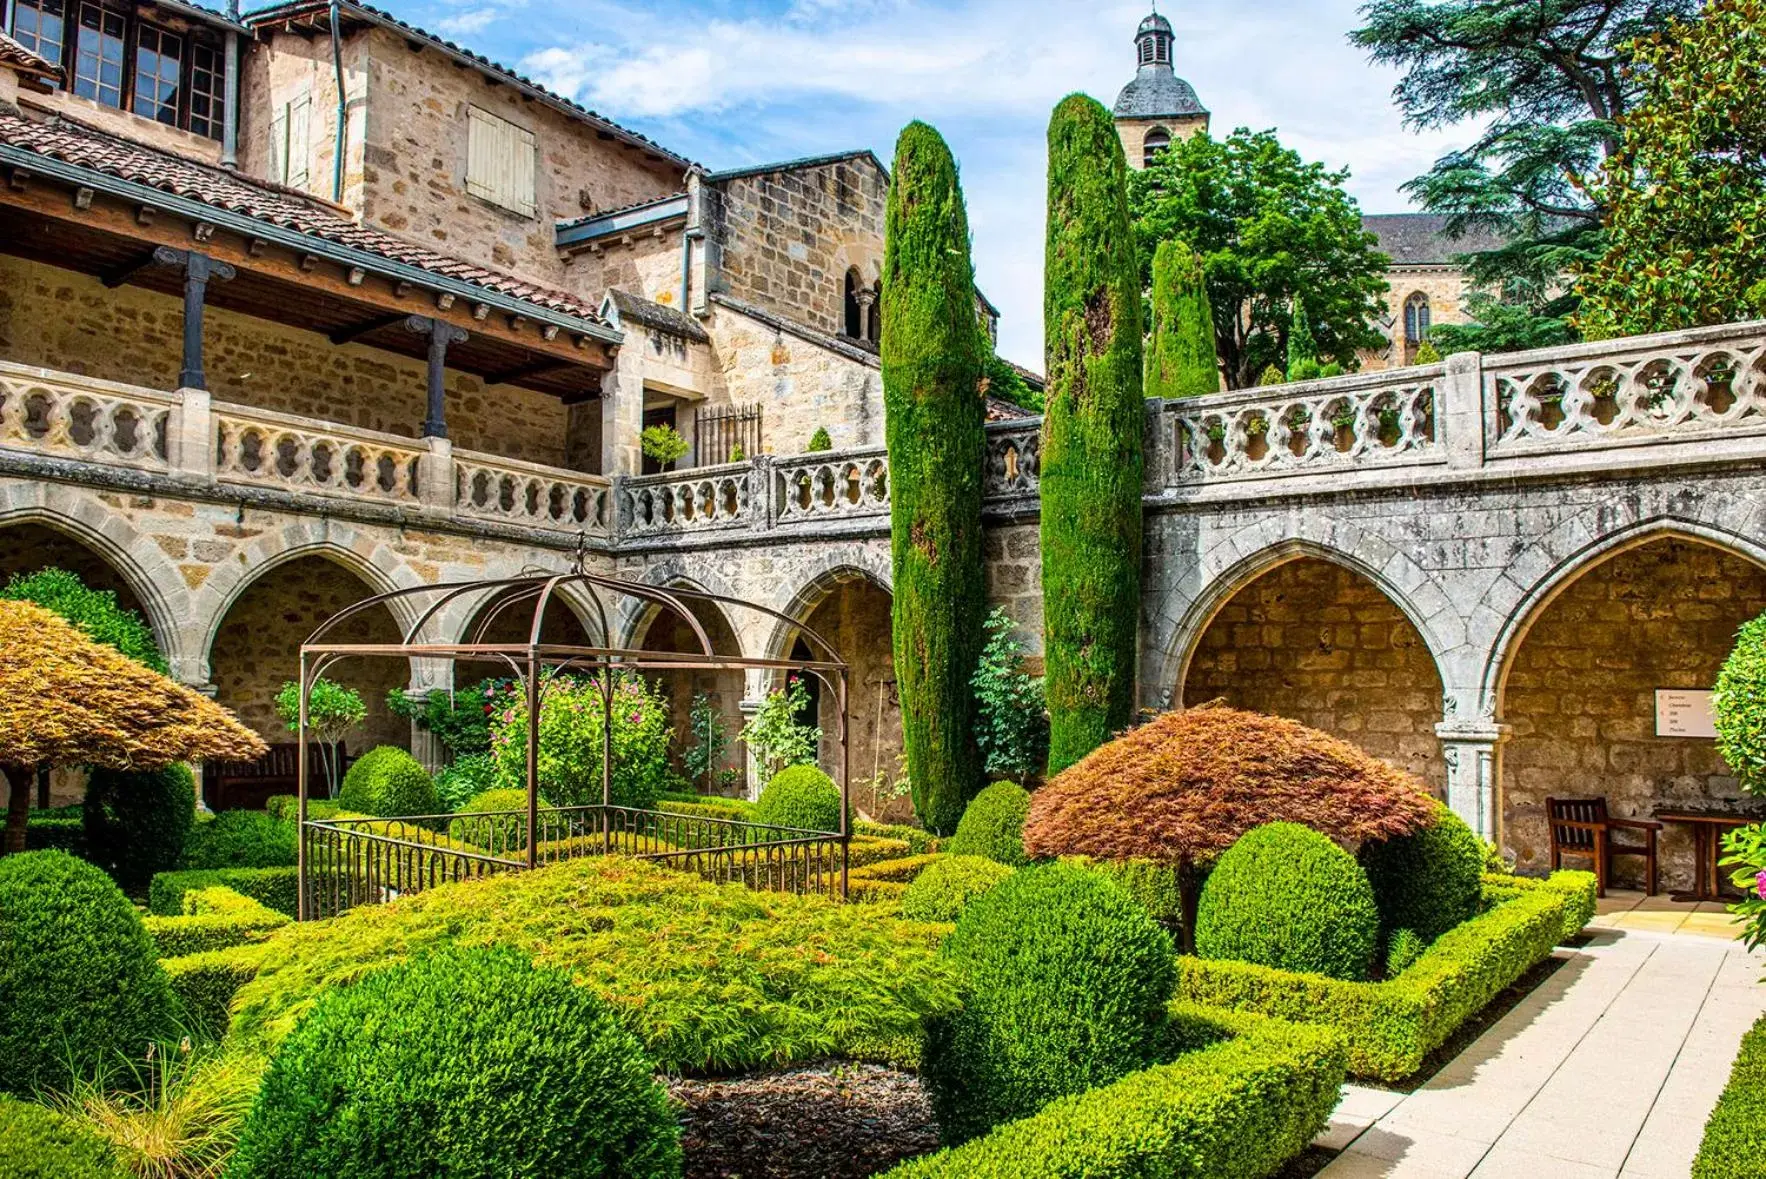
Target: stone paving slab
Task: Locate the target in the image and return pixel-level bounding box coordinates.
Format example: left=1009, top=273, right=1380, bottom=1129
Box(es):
left=1314, top=928, right=1766, bottom=1179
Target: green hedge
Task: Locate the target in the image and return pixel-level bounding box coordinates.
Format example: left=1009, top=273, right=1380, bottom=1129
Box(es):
left=182, top=809, right=297, bottom=869
left=162, top=943, right=268, bottom=1041
left=149, top=867, right=300, bottom=919
left=902, top=855, right=1014, bottom=924
left=1693, top=1011, right=1766, bottom=1179
left=656, top=797, right=754, bottom=824
left=1360, top=805, right=1485, bottom=944
left=849, top=879, right=910, bottom=905
left=1480, top=870, right=1597, bottom=943
left=264, top=795, right=343, bottom=824
left=753, top=765, right=844, bottom=833
left=848, top=834, right=914, bottom=868
left=946, top=782, right=1032, bottom=866
left=0, top=1096, right=130, bottom=1179
left=1176, top=884, right=1569, bottom=1080
left=337, top=746, right=439, bottom=818
left=851, top=853, right=946, bottom=884
left=855, top=820, right=940, bottom=855
left=24, top=814, right=85, bottom=856
left=143, top=886, right=289, bottom=958
left=887, top=1007, right=1345, bottom=1178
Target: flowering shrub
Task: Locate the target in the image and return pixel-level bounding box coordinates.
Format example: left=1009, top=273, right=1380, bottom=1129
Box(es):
left=490, top=674, right=678, bottom=810
left=1720, top=822, right=1766, bottom=951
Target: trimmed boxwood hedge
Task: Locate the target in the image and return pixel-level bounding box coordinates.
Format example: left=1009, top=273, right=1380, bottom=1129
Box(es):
left=855, top=820, right=940, bottom=855
left=847, top=834, right=915, bottom=868
left=886, top=1007, right=1345, bottom=1178
left=902, top=855, right=1014, bottom=924
left=83, top=764, right=196, bottom=890
left=150, top=867, right=300, bottom=918
left=162, top=943, right=268, bottom=1041
left=1693, top=1011, right=1766, bottom=1179
left=0, top=1096, right=130, bottom=1179
left=337, top=746, right=440, bottom=818
left=182, top=810, right=297, bottom=870
left=1175, top=883, right=1570, bottom=1080
left=752, top=765, right=845, bottom=834
left=143, top=886, right=290, bottom=958
left=1360, top=804, right=1485, bottom=943
left=946, top=782, right=1032, bottom=866
left=852, top=853, right=946, bottom=885
left=1480, top=870, right=1597, bottom=943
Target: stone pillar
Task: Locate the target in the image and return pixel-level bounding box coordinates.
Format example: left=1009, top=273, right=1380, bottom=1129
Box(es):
left=1440, top=350, right=1487, bottom=470
left=737, top=666, right=776, bottom=801
left=418, top=435, right=455, bottom=517
left=1436, top=722, right=1509, bottom=840
left=600, top=344, right=645, bottom=477
left=171, top=386, right=215, bottom=483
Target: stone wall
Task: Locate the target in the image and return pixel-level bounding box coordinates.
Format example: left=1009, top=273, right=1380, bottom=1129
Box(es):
left=238, top=29, right=369, bottom=210
left=1359, top=266, right=1474, bottom=372
left=802, top=576, right=905, bottom=821
left=704, top=303, right=883, bottom=454
left=1181, top=558, right=1447, bottom=791
left=635, top=605, right=747, bottom=789
left=1501, top=539, right=1766, bottom=888
left=707, top=158, right=887, bottom=339
left=0, top=255, right=573, bottom=466
left=984, top=521, right=1044, bottom=659
left=567, top=232, right=687, bottom=311
left=1116, top=115, right=1209, bottom=171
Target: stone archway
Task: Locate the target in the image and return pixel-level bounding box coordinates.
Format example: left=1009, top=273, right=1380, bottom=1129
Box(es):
left=1495, top=535, right=1766, bottom=887
left=630, top=592, right=747, bottom=794
left=1179, top=555, right=1449, bottom=792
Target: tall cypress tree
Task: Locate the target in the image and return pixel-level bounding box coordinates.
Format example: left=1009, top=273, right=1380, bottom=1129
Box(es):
left=1286, top=297, right=1320, bottom=381
left=1146, top=239, right=1219, bottom=399
left=882, top=121, right=986, bottom=833
left=1041, top=94, right=1145, bottom=776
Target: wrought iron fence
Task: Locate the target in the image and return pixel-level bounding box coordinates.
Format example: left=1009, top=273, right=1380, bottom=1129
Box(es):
left=302, top=804, right=847, bottom=918
left=694, top=402, right=762, bottom=467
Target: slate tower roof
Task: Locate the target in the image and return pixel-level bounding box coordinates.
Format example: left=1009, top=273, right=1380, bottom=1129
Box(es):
left=1113, top=10, right=1208, bottom=120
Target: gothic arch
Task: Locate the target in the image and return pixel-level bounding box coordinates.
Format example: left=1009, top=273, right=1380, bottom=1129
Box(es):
left=762, top=548, right=893, bottom=662
left=611, top=558, right=746, bottom=654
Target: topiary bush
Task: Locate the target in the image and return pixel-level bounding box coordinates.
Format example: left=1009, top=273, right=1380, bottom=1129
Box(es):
left=182, top=810, right=297, bottom=870
left=227, top=947, right=682, bottom=1178
left=1359, top=803, right=1485, bottom=943
left=0, top=1097, right=130, bottom=1179
left=946, top=781, right=1032, bottom=866
left=922, top=862, right=1174, bottom=1144
left=449, top=786, right=546, bottom=852
left=1196, top=822, right=1379, bottom=982
left=336, top=746, right=440, bottom=818
left=752, top=764, right=844, bottom=834
left=1693, top=1010, right=1766, bottom=1179
left=1716, top=611, right=1766, bottom=793
left=82, top=763, right=196, bottom=890
left=0, top=851, right=178, bottom=1095
left=901, top=855, right=1014, bottom=923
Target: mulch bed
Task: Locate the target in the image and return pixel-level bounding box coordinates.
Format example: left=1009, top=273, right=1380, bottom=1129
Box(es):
left=669, top=1061, right=940, bottom=1178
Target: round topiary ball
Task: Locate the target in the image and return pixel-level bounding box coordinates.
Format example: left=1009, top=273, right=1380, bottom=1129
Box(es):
left=0, top=851, right=178, bottom=1096
left=337, top=746, right=440, bottom=818
left=83, top=764, right=195, bottom=890
left=752, top=764, right=843, bottom=834
left=1195, top=822, right=1380, bottom=981
left=1716, top=611, right=1766, bottom=792
left=1359, top=803, right=1485, bottom=944
left=901, top=855, right=1015, bottom=923
left=922, top=862, right=1175, bottom=1144
left=227, top=947, right=681, bottom=1179
left=0, top=1097, right=130, bottom=1179
left=181, top=809, right=298, bottom=869
left=946, top=782, right=1032, bottom=866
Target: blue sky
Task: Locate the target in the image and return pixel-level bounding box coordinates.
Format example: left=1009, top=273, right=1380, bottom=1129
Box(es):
left=377, top=0, right=1473, bottom=369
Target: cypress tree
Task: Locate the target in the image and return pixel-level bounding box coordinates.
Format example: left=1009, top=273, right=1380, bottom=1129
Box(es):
left=1041, top=94, right=1145, bottom=776
left=1145, top=239, right=1219, bottom=399
left=1287, top=296, right=1321, bottom=381
left=882, top=121, right=987, bottom=834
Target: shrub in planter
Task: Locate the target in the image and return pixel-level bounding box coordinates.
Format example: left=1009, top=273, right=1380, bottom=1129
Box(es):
left=923, top=863, right=1174, bottom=1144
left=902, top=855, right=1013, bottom=923
left=1359, top=804, right=1485, bottom=943
left=182, top=810, right=297, bottom=870
left=490, top=674, right=676, bottom=810
left=1196, top=822, right=1379, bottom=981
left=946, top=781, right=1032, bottom=866
left=336, top=746, right=439, bottom=818
left=227, top=947, right=681, bottom=1178
left=0, top=851, right=178, bottom=1095
left=0, top=1097, right=130, bottom=1179
left=82, top=764, right=195, bottom=890
left=752, top=764, right=844, bottom=834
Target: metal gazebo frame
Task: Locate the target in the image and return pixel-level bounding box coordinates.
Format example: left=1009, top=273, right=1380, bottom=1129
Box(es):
left=294, top=565, right=850, bottom=920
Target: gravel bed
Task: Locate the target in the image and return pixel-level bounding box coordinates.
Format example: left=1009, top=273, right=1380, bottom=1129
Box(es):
left=669, top=1061, right=940, bottom=1178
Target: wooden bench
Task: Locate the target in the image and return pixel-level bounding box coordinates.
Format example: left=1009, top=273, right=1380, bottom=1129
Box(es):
left=1547, top=796, right=1659, bottom=897
left=204, top=743, right=349, bottom=812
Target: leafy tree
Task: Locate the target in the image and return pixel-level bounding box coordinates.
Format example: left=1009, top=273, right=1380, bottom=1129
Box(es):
left=1257, top=364, right=1286, bottom=386
left=681, top=693, right=729, bottom=792
left=1042, top=94, right=1144, bottom=775
left=1287, top=296, right=1321, bottom=381
left=2, top=568, right=165, bottom=673
left=1145, top=239, right=1219, bottom=399
left=639, top=424, right=688, bottom=467
left=981, top=351, right=1043, bottom=413
left=1351, top=0, right=1696, bottom=346
left=739, top=678, right=822, bottom=781
left=1412, top=338, right=1443, bottom=365
left=1579, top=0, right=1766, bottom=336
left=970, top=609, right=1048, bottom=782
left=882, top=121, right=989, bottom=835
left=806, top=427, right=833, bottom=453
left=1129, top=128, right=1388, bottom=388
left=275, top=679, right=366, bottom=797
left=1429, top=293, right=1577, bottom=354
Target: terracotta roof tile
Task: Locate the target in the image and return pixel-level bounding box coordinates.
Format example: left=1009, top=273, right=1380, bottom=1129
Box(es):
left=0, top=32, right=58, bottom=80
left=0, top=110, right=607, bottom=324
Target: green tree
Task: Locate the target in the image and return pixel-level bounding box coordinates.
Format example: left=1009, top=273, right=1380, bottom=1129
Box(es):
left=981, top=351, right=1043, bottom=413
left=274, top=678, right=365, bottom=797
left=882, top=121, right=987, bottom=834
left=1042, top=95, right=1145, bottom=776
left=1129, top=128, right=1388, bottom=388
left=1286, top=296, right=1321, bottom=381
left=1352, top=0, right=1696, bottom=347
left=1579, top=0, right=1766, bottom=336
left=1144, top=239, right=1219, bottom=399
left=1, top=568, right=165, bottom=672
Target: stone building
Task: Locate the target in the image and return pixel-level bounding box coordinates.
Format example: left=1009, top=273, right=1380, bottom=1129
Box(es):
left=3, top=4, right=1765, bottom=890
left=1112, top=12, right=1210, bottom=168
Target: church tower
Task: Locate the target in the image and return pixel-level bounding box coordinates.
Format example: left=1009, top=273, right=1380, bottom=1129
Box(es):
left=1113, top=11, right=1210, bottom=170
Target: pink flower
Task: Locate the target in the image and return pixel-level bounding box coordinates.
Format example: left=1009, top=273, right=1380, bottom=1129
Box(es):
left=628, top=712, right=641, bottom=724
left=1755, top=870, right=1766, bottom=901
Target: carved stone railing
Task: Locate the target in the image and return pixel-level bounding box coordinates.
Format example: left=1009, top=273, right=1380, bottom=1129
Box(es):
left=1485, top=323, right=1766, bottom=458
left=1164, top=368, right=1444, bottom=485
left=771, top=448, right=890, bottom=526
left=214, top=406, right=426, bottom=504
left=455, top=449, right=611, bottom=535
left=0, top=363, right=176, bottom=474
left=985, top=419, right=1042, bottom=498
left=618, top=462, right=752, bottom=537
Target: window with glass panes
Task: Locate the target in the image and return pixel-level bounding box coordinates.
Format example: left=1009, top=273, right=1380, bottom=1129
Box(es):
left=187, top=40, right=225, bottom=139
left=10, top=0, right=67, bottom=66
left=73, top=2, right=126, bottom=108
left=132, top=22, right=182, bottom=125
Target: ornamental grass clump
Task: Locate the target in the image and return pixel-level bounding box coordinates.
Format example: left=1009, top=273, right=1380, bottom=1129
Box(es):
left=228, top=947, right=682, bottom=1179
left=1359, top=803, right=1485, bottom=943
left=1195, top=822, right=1380, bottom=981
left=336, top=746, right=439, bottom=818
left=0, top=851, right=179, bottom=1095
left=901, top=854, right=1014, bottom=923
left=946, top=781, right=1032, bottom=866
left=82, top=764, right=196, bottom=890
left=922, top=862, right=1174, bottom=1144
left=752, top=764, right=844, bottom=833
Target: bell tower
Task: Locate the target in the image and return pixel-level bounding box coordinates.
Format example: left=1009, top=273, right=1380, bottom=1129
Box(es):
left=1112, top=10, right=1210, bottom=170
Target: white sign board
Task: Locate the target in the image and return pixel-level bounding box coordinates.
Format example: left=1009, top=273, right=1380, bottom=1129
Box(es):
left=1656, top=689, right=1718, bottom=739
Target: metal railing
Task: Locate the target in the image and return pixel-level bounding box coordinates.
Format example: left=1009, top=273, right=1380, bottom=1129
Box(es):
left=302, top=804, right=848, bottom=918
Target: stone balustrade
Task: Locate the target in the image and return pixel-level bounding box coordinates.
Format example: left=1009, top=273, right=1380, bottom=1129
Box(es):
left=0, top=364, right=178, bottom=474
left=453, top=449, right=612, bottom=534
left=618, top=462, right=753, bottom=537
left=771, top=450, right=890, bottom=527
left=214, top=405, right=427, bottom=505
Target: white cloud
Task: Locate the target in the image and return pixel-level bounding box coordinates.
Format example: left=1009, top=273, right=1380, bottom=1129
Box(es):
left=436, top=8, right=500, bottom=36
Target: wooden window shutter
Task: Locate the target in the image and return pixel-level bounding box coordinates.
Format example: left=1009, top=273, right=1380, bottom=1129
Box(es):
left=467, top=106, right=537, bottom=218
left=287, top=94, right=311, bottom=191
left=269, top=107, right=287, bottom=184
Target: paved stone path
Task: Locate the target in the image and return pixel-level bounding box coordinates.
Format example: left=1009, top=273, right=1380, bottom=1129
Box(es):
left=1315, top=927, right=1765, bottom=1178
